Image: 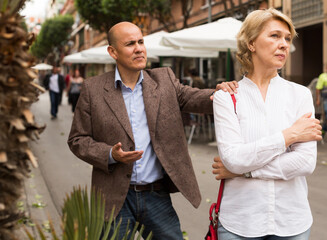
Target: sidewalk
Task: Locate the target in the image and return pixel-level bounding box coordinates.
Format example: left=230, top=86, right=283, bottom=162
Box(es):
left=16, top=92, right=327, bottom=239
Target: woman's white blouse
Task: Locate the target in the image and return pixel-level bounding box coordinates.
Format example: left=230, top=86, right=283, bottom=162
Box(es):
left=213, top=75, right=316, bottom=237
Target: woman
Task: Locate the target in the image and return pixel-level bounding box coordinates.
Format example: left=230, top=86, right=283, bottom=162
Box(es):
left=67, top=69, right=84, bottom=113
left=212, top=8, right=322, bottom=239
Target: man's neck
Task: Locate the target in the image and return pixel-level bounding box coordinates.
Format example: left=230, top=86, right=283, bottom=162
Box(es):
left=118, top=69, right=141, bottom=90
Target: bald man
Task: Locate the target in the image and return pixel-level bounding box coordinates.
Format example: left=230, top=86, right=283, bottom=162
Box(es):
left=68, top=22, right=237, bottom=239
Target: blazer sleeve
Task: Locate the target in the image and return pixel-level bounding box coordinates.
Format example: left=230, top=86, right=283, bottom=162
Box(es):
left=67, top=80, right=112, bottom=174
left=166, top=68, right=213, bottom=114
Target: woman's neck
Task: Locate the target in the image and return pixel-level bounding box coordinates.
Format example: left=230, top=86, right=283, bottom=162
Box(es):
left=247, top=69, right=277, bottom=86
left=247, top=69, right=277, bottom=101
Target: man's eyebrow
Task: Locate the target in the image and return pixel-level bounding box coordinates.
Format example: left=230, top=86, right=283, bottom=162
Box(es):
left=124, top=39, right=144, bottom=45
left=124, top=40, right=136, bottom=45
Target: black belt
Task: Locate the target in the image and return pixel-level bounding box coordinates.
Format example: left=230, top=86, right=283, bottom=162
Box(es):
left=129, top=179, right=165, bottom=192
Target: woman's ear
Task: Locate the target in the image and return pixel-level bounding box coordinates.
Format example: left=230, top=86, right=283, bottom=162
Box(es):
left=247, top=41, right=255, bottom=52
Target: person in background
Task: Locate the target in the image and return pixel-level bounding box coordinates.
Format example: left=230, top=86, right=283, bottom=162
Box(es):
left=67, top=21, right=237, bottom=240
left=190, top=68, right=205, bottom=89
left=212, top=8, right=321, bottom=240
left=316, top=66, right=327, bottom=138
left=65, top=69, right=73, bottom=104
left=57, top=67, right=65, bottom=105
left=66, top=69, right=84, bottom=113
left=43, top=66, right=65, bottom=119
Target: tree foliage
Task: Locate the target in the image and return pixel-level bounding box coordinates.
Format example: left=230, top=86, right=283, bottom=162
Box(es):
left=30, top=14, right=73, bottom=59
left=75, top=0, right=173, bottom=32
left=74, top=0, right=111, bottom=32
left=101, top=0, right=147, bottom=24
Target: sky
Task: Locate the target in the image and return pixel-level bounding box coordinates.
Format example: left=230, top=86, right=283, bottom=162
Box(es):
left=20, top=0, right=50, bottom=20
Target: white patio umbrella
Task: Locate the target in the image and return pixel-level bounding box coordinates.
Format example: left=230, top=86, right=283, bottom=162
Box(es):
left=81, top=45, right=159, bottom=62
left=161, top=17, right=296, bottom=53
left=143, top=31, right=218, bottom=57
left=63, top=52, right=116, bottom=64
left=31, top=63, right=53, bottom=70
left=81, top=31, right=218, bottom=59
left=161, top=17, right=242, bottom=51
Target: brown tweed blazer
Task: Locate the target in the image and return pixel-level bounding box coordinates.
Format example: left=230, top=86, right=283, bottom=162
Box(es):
left=67, top=67, right=213, bottom=218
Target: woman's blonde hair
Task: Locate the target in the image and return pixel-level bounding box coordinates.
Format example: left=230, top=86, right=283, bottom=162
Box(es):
left=236, top=8, right=297, bottom=75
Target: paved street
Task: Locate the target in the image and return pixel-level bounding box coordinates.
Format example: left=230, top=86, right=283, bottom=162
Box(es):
left=20, top=92, right=327, bottom=239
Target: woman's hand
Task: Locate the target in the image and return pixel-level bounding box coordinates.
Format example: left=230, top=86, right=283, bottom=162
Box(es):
left=212, top=156, right=241, bottom=180
left=283, top=112, right=322, bottom=147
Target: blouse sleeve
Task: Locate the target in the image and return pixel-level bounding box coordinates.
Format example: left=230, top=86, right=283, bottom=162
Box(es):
left=213, top=91, right=286, bottom=175
left=251, top=88, right=317, bottom=180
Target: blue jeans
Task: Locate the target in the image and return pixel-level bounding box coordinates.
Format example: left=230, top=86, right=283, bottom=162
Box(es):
left=105, top=189, right=183, bottom=240
left=49, top=90, right=60, bottom=117
left=218, top=222, right=310, bottom=240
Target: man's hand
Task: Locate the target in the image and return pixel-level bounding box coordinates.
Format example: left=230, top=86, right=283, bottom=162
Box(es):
left=210, top=81, right=239, bottom=100
left=282, top=112, right=322, bottom=147
left=112, top=142, right=143, bottom=164
left=212, top=156, right=241, bottom=180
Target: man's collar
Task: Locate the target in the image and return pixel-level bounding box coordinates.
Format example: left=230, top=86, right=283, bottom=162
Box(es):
left=114, top=67, right=144, bottom=89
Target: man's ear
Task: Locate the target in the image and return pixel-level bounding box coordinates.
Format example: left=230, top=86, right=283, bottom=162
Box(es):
left=107, top=46, right=117, bottom=60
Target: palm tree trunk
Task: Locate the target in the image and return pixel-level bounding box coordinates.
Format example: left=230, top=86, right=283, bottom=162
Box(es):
left=0, top=1, right=45, bottom=239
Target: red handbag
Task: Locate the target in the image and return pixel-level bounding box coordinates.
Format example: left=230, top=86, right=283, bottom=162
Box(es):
left=205, top=94, right=236, bottom=240
left=205, top=179, right=225, bottom=240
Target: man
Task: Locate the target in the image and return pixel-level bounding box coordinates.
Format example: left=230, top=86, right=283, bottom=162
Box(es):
left=316, top=67, right=327, bottom=137
left=57, top=67, right=65, bottom=105
left=68, top=22, right=236, bottom=239
left=43, top=66, right=65, bottom=119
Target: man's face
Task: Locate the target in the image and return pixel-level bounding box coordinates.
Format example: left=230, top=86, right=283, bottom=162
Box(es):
left=52, top=67, right=58, bottom=74
left=108, top=23, right=147, bottom=74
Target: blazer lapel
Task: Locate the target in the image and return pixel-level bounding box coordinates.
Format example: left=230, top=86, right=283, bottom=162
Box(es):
left=103, top=72, right=134, bottom=142
left=142, top=71, right=160, bottom=140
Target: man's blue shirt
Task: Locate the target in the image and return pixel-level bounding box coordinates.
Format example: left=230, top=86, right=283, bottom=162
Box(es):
left=109, top=68, right=163, bottom=184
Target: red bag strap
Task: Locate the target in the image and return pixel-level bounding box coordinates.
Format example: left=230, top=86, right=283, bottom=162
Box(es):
left=214, top=94, right=236, bottom=214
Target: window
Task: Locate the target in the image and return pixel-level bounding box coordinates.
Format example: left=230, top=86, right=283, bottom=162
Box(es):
left=292, top=0, right=323, bottom=25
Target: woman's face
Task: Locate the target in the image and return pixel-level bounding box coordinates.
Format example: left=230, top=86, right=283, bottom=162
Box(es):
left=251, top=19, right=291, bottom=71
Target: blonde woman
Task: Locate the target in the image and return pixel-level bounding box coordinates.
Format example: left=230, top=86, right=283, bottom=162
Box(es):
left=212, top=8, right=322, bottom=239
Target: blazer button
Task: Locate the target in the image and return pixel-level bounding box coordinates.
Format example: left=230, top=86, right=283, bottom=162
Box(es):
left=126, top=174, right=131, bottom=178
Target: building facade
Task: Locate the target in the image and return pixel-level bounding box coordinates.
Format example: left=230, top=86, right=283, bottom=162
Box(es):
left=284, top=0, right=325, bottom=86
left=54, top=0, right=327, bottom=87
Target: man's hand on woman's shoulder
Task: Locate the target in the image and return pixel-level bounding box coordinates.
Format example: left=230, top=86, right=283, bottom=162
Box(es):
left=210, top=80, right=239, bottom=100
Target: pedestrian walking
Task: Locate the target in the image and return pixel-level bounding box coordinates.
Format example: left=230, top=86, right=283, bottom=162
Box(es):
left=43, top=66, right=65, bottom=119
left=212, top=8, right=322, bottom=240
left=65, top=69, right=73, bottom=105
left=68, top=21, right=237, bottom=239
left=66, top=69, right=83, bottom=113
